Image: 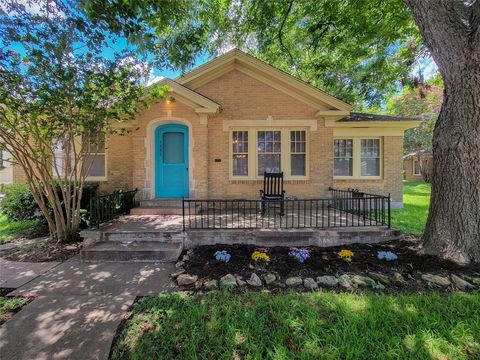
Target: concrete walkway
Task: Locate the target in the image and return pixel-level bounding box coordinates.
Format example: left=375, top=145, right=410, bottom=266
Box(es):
left=0, top=256, right=176, bottom=360
left=0, top=259, right=60, bottom=288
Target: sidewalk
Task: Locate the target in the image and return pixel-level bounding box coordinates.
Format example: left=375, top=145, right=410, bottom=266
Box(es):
left=0, top=257, right=176, bottom=360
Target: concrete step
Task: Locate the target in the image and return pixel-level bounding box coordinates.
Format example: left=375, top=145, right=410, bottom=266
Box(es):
left=139, top=199, right=182, bottom=207
left=105, top=231, right=184, bottom=242
left=81, top=241, right=183, bottom=262
left=130, top=207, right=183, bottom=215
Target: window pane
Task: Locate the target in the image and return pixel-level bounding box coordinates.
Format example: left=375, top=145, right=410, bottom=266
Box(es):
left=233, top=154, right=248, bottom=176
left=258, top=154, right=281, bottom=175
left=163, top=132, right=184, bottom=164
left=86, top=154, right=106, bottom=177
left=334, top=159, right=353, bottom=176
left=232, top=131, right=248, bottom=176
left=291, top=154, right=306, bottom=176
left=360, top=139, right=380, bottom=176
left=333, top=139, right=353, bottom=176
left=361, top=158, right=379, bottom=176
left=414, top=160, right=420, bottom=175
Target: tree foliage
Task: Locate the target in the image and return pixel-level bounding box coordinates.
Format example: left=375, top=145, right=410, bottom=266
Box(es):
left=83, top=0, right=426, bottom=108
left=0, top=0, right=167, bottom=242
left=386, top=76, right=443, bottom=155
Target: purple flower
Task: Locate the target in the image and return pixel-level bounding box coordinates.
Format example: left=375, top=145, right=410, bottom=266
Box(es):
left=288, top=248, right=311, bottom=264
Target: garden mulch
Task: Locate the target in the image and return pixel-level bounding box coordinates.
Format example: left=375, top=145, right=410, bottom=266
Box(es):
left=182, top=240, right=480, bottom=293
left=0, top=239, right=81, bottom=262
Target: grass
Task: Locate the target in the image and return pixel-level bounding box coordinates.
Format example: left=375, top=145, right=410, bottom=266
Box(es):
left=0, top=296, right=28, bottom=325
left=0, top=214, right=45, bottom=245
left=391, top=181, right=431, bottom=236
left=112, top=291, right=480, bottom=360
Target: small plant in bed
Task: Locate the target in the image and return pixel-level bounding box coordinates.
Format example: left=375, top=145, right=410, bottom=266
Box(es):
left=214, top=250, right=231, bottom=263
left=288, top=248, right=310, bottom=264
left=338, top=249, right=354, bottom=262
left=377, top=251, right=398, bottom=261
left=251, top=250, right=270, bottom=262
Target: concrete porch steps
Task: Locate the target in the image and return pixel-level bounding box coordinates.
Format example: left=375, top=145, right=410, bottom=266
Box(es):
left=130, top=198, right=183, bottom=215
left=130, top=207, right=183, bottom=215
left=81, top=241, right=183, bottom=262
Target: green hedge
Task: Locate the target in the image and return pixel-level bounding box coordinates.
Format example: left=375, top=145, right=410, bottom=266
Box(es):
left=0, top=182, right=99, bottom=223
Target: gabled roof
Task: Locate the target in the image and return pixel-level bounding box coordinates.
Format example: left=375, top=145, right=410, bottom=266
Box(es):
left=175, top=49, right=353, bottom=113
left=147, top=78, right=221, bottom=114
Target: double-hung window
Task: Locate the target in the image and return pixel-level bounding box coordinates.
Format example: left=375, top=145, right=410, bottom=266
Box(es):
left=232, top=131, right=248, bottom=176
left=361, top=139, right=380, bottom=176
left=334, top=139, right=353, bottom=176
left=230, top=128, right=308, bottom=179
left=290, top=130, right=306, bottom=176
left=257, top=130, right=281, bottom=175
left=52, top=136, right=106, bottom=179
left=84, top=136, right=106, bottom=178
left=333, top=138, right=382, bottom=178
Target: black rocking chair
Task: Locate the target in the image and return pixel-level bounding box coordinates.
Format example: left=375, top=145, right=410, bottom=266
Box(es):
left=259, top=172, right=285, bottom=216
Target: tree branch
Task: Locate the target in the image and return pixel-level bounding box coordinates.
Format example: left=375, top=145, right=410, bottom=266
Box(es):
left=278, top=0, right=295, bottom=65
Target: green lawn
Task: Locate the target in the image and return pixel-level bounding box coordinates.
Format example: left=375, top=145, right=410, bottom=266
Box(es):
left=112, top=291, right=480, bottom=360
left=0, top=214, right=45, bottom=245
left=0, top=296, right=28, bottom=325
left=391, top=181, right=431, bottom=236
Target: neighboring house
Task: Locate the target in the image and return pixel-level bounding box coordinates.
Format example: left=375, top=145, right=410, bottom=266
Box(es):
left=404, top=149, right=433, bottom=182
left=0, top=148, right=13, bottom=187
left=11, top=49, right=420, bottom=208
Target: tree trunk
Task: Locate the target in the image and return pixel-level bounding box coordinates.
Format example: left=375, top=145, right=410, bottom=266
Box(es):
left=423, top=74, right=480, bottom=263
left=405, top=0, right=480, bottom=263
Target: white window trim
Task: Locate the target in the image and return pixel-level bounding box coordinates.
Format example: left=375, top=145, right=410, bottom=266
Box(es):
left=333, top=137, right=383, bottom=180
left=412, top=159, right=421, bottom=176
left=51, top=136, right=108, bottom=181
left=229, top=127, right=310, bottom=181
left=85, top=138, right=108, bottom=181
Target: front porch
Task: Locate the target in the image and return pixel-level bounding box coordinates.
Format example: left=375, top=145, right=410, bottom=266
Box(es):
left=82, top=188, right=399, bottom=261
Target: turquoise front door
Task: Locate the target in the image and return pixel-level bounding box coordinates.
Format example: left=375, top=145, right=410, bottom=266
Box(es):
left=155, top=124, right=189, bottom=198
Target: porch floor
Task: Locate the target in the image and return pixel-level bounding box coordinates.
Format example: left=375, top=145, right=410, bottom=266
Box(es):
left=100, top=208, right=385, bottom=233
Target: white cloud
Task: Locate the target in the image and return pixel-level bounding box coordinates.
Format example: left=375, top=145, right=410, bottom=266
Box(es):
left=147, top=75, right=164, bottom=86
left=1, top=0, right=65, bottom=18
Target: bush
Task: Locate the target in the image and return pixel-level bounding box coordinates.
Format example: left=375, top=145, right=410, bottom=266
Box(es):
left=1, top=182, right=99, bottom=224
left=0, top=184, right=41, bottom=221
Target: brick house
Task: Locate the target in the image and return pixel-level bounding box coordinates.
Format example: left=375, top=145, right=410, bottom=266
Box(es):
left=10, top=49, right=419, bottom=209
left=404, top=149, right=433, bottom=182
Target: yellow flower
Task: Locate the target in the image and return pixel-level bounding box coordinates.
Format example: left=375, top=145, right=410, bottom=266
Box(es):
left=252, top=250, right=270, bottom=262
left=338, top=249, right=354, bottom=262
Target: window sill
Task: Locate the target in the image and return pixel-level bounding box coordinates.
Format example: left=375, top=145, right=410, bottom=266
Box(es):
left=86, top=177, right=108, bottom=182
left=334, top=177, right=383, bottom=181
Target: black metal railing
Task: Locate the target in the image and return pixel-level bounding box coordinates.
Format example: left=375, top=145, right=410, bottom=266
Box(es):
left=88, top=189, right=138, bottom=228
left=329, top=187, right=391, bottom=228
left=182, top=188, right=390, bottom=230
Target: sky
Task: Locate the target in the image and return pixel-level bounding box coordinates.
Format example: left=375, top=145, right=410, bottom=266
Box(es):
left=2, top=0, right=439, bottom=100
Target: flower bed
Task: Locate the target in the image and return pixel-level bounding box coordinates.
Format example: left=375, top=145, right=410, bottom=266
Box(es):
left=172, top=240, right=480, bottom=293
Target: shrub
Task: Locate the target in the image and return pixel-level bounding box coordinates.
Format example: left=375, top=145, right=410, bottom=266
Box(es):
left=0, top=182, right=98, bottom=224
left=0, top=184, right=41, bottom=221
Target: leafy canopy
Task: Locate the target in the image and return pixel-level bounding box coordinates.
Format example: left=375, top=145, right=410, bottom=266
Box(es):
left=386, top=75, right=443, bottom=154
left=0, top=0, right=167, bottom=241
left=84, top=0, right=426, bottom=108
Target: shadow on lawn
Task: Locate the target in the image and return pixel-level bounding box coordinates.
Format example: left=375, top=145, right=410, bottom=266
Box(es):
left=111, top=291, right=480, bottom=360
